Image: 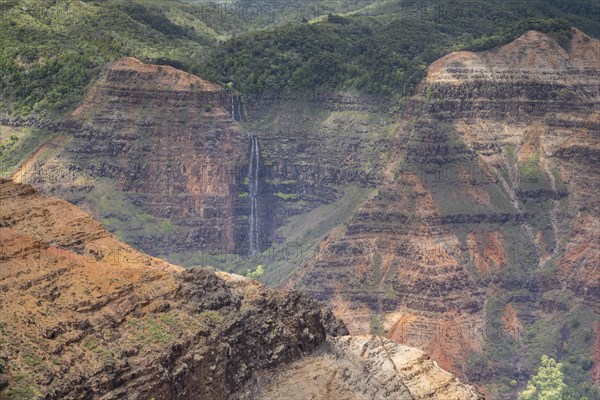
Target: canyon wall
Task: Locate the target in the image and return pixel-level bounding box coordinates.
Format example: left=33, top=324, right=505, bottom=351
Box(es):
left=10, top=58, right=391, bottom=265
left=287, top=29, right=600, bottom=396
left=0, top=180, right=481, bottom=399
left=4, top=25, right=598, bottom=398
left=12, top=57, right=248, bottom=258
left=236, top=91, right=393, bottom=252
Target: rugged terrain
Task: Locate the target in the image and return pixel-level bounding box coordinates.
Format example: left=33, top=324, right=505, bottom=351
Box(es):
left=7, top=56, right=393, bottom=270
left=288, top=29, right=600, bottom=397
left=0, top=179, right=481, bottom=399
left=11, top=57, right=248, bottom=257
left=233, top=335, right=481, bottom=400
left=2, top=15, right=599, bottom=398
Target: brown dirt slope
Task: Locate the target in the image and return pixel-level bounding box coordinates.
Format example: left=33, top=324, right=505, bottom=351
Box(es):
left=0, top=180, right=480, bottom=399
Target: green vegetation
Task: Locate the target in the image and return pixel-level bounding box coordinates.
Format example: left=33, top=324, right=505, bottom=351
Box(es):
left=199, top=310, right=222, bottom=324
left=0, top=0, right=247, bottom=117
left=526, top=303, right=600, bottom=400
left=126, top=312, right=203, bottom=345
left=4, top=373, right=41, bottom=400
left=83, top=339, right=112, bottom=358
left=198, top=2, right=597, bottom=97
left=0, top=126, right=52, bottom=178
left=519, top=355, right=567, bottom=400
left=20, top=349, right=46, bottom=373
left=466, top=351, right=491, bottom=381
left=0, top=1, right=599, bottom=397
left=1, top=0, right=598, bottom=118
left=245, top=265, right=264, bottom=279
left=77, top=178, right=186, bottom=250
left=519, top=152, right=543, bottom=190
left=127, top=313, right=201, bottom=345
left=275, top=191, right=298, bottom=200
left=256, top=184, right=374, bottom=286
left=144, top=319, right=172, bottom=343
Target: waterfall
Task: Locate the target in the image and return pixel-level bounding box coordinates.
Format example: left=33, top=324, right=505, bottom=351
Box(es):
left=248, top=135, right=260, bottom=255
left=231, top=95, right=236, bottom=120
left=230, top=93, right=243, bottom=122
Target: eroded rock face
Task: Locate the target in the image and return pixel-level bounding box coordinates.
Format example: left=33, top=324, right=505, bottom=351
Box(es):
left=13, top=57, right=247, bottom=256
left=0, top=180, right=343, bottom=399
left=419, top=29, right=600, bottom=303
left=288, top=29, right=600, bottom=392
left=233, top=335, right=483, bottom=400
left=239, top=91, right=394, bottom=250
left=8, top=56, right=396, bottom=263
left=0, top=180, right=480, bottom=399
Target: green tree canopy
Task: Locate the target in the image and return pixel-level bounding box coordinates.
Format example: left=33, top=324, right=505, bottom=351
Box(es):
left=519, top=355, right=567, bottom=400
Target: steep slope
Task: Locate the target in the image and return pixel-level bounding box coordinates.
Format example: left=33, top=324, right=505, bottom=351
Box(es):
left=423, top=28, right=600, bottom=303
left=0, top=180, right=481, bottom=399
left=12, top=57, right=247, bottom=257
left=9, top=56, right=393, bottom=270
left=0, top=0, right=250, bottom=116
left=234, top=335, right=482, bottom=400
left=288, top=28, right=600, bottom=397
left=236, top=91, right=393, bottom=282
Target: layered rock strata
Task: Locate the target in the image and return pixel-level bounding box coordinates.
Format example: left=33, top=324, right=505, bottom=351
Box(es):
left=12, top=57, right=247, bottom=256
left=288, top=29, right=600, bottom=391
left=0, top=180, right=480, bottom=399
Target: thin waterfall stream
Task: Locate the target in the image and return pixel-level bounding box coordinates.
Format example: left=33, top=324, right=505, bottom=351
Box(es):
left=230, top=93, right=243, bottom=121
left=248, top=135, right=260, bottom=255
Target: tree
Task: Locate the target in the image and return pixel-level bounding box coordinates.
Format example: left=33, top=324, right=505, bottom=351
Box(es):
left=518, top=355, right=567, bottom=400
left=245, top=265, right=264, bottom=279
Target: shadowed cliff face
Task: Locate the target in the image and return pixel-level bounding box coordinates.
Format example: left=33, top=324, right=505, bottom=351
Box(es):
left=13, top=57, right=248, bottom=256
left=8, top=56, right=396, bottom=270
left=288, top=29, right=600, bottom=395
left=0, top=180, right=482, bottom=399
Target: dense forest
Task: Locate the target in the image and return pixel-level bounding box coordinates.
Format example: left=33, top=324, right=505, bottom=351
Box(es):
left=1, top=0, right=598, bottom=116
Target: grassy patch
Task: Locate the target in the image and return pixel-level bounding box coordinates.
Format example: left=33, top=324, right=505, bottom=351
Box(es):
left=128, top=315, right=172, bottom=344
left=83, top=339, right=112, bottom=358
left=199, top=310, right=222, bottom=324
left=4, top=373, right=41, bottom=400
left=275, top=192, right=298, bottom=201
left=0, top=126, right=55, bottom=178
left=20, top=350, right=45, bottom=372
left=83, top=178, right=185, bottom=248
left=266, top=185, right=374, bottom=285
left=128, top=312, right=204, bottom=345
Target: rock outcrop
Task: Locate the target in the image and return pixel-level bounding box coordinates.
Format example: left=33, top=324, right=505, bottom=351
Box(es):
left=0, top=180, right=480, bottom=399
left=421, top=29, right=600, bottom=302
left=234, top=335, right=482, bottom=400
left=288, top=28, right=600, bottom=395
left=12, top=57, right=248, bottom=256
left=9, top=59, right=393, bottom=263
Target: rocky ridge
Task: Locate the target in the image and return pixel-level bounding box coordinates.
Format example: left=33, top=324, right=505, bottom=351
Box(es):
left=234, top=335, right=482, bottom=400
left=0, top=179, right=481, bottom=399
left=288, top=28, right=600, bottom=395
